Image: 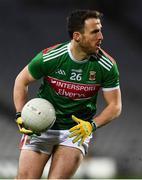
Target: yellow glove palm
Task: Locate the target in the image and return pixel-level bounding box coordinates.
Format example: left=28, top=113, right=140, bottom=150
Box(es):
left=16, top=117, right=33, bottom=135
left=69, top=115, right=93, bottom=146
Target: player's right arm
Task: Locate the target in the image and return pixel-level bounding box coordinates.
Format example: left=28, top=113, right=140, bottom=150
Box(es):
left=13, top=50, right=48, bottom=134
left=13, top=65, right=36, bottom=112
left=13, top=65, right=36, bottom=134
left=13, top=51, right=44, bottom=112
left=13, top=47, right=57, bottom=134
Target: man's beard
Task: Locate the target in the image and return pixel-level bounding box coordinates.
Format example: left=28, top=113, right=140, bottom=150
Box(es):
left=80, top=44, right=97, bottom=55
left=78, top=39, right=99, bottom=54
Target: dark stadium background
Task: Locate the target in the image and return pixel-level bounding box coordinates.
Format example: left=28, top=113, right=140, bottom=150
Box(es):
left=0, top=0, right=142, bottom=178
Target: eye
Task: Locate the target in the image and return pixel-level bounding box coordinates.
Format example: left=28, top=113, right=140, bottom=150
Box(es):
left=91, top=29, right=100, bottom=34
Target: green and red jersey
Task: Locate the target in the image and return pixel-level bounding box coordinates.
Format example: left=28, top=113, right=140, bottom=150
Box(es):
left=28, top=42, right=120, bottom=130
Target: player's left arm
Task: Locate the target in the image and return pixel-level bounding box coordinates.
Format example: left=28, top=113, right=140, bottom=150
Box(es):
left=94, top=58, right=122, bottom=127
left=69, top=88, right=122, bottom=145
left=92, top=87, right=122, bottom=128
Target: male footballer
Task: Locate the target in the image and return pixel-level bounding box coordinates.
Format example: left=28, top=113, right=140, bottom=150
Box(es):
left=13, top=9, right=122, bottom=179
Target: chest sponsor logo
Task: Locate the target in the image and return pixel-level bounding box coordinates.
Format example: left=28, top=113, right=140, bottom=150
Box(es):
left=45, top=76, right=101, bottom=100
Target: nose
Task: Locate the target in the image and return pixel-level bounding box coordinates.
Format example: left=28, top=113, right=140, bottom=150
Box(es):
left=98, top=31, right=103, bottom=40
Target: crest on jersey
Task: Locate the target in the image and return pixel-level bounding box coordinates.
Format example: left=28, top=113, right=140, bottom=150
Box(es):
left=89, top=71, right=96, bottom=80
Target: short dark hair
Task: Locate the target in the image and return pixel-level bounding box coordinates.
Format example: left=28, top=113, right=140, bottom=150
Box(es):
left=67, top=9, right=103, bottom=39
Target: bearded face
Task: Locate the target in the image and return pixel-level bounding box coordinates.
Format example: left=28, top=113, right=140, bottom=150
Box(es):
left=75, top=18, right=103, bottom=55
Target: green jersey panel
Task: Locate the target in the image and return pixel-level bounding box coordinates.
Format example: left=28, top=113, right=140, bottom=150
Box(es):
left=28, top=42, right=120, bottom=130
left=28, top=51, right=44, bottom=79
left=95, top=49, right=119, bottom=89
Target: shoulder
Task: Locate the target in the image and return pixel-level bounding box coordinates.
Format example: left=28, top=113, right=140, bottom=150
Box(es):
left=42, top=44, right=61, bottom=54
left=42, top=42, right=69, bottom=57
left=98, top=48, right=116, bottom=64
left=41, top=42, right=69, bottom=63
left=93, top=48, right=117, bottom=72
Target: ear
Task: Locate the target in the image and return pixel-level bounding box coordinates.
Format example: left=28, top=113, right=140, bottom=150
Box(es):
left=73, top=32, right=81, bottom=42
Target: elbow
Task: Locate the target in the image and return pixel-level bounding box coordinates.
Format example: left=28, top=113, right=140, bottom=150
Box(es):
left=114, top=103, right=122, bottom=118
left=14, top=75, right=20, bottom=89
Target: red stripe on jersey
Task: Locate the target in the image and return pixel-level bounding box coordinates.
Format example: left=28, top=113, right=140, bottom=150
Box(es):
left=43, top=43, right=61, bottom=54
left=100, top=48, right=115, bottom=64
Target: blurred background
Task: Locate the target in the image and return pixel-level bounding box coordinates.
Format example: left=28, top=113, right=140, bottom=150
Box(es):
left=0, top=0, right=142, bottom=178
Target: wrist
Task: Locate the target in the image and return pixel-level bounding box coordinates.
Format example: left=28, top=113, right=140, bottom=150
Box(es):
left=90, top=120, right=97, bottom=131
left=16, top=112, right=21, bottom=119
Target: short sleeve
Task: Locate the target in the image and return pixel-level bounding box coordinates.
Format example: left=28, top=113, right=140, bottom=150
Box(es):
left=28, top=51, right=45, bottom=79
left=102, top=63, right=120, bottom=91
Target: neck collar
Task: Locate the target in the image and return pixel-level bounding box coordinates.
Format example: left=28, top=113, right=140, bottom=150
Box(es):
left=67, top=42, right=89, bottom=64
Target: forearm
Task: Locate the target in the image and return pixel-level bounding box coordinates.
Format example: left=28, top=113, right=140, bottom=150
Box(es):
left=93, top=103, right=122, bottom=128
left=13, top=76, right=28, bottom=112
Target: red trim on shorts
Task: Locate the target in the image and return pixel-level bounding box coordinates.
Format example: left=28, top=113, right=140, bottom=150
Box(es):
left=19, top=134, right=28, bottom=149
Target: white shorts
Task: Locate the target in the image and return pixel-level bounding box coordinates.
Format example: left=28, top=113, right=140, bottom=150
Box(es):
left=20, top=129, right=92, bottom=155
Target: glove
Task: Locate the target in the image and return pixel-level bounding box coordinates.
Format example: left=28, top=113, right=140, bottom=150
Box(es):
left=69, top=115, right=97, bottom=146
left=15, top=112, right=34, bottom=135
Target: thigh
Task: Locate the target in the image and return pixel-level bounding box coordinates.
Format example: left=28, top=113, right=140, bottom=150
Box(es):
left=17, top=149, right=51, bottom=179
left=48, top=145, right=84, bottom=179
